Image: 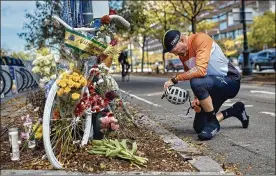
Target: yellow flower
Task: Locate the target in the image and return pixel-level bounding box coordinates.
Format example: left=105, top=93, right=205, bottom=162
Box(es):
left=72, top=72, right=79, bottom=76
left=68, top=80, right=75, bottom=88
left=57, top=88, right=64, bottom=96
left=72, top=75, right=80, bottom=82
left=71, top=93, right=80, bottom=100
left=33, top=124, right=43, bottom=139
left=62, top=72, right=69, bottom=78
left=64, top=87, right=71, bottom=94
left=58, top=80, right=67, bottom=88
left=80, top=78, right=87, bottom=86
left=74, top=83, right=81, bottom=89
left=68, top=75, right=73, bottom=80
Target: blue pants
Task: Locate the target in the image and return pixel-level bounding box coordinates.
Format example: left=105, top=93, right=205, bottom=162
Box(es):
left=190, top=75, right=240, bottom=133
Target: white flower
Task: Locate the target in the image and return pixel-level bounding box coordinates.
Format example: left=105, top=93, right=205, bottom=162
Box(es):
left=51, top=61, right=56, bottom=67
left=39, top=82, right=45, bottom=88
left=43, top=58, right=51, bottom=65
left=43, top=67, right=51, bottom=74
left=40, top=76, right=50, bottom=83
left=48, top=54, right=54, bottom=61
left=32, top=66, right=40, bottom=73
left=97, top=78, right=104, bottom=84
left=50, top=74, right=56, bottom=80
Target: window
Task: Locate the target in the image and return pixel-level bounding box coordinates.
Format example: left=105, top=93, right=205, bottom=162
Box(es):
left=220, top=14, right=227, bottom=21
left=219, top=22, right=227, bottom=30
left=258, top=52, right=267, bottom=57
left=213, top=34, right=219, bottom=40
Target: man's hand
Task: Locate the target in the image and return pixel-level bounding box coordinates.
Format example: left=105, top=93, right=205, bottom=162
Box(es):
left=192, top=98, right=201, bottom=113
left=164, top=79, right=174, bottom=90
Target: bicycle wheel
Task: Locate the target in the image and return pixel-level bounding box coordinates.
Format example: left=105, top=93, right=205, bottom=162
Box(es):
left=20, top=70, right=29, bottom=90
left=126, top=72, right=130, bottom=82
left=43, top=77, right=92, bottom=169
left=0, top=73, right=5, bottom=95
left=1, top=69, right=12, bottom=95
left=15, top=70, right=24, bottom=92
left=22, top=69, right=33, bottom=89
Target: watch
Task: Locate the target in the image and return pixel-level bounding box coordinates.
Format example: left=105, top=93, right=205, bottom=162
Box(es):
left=171, top=77, right=178, bottom=84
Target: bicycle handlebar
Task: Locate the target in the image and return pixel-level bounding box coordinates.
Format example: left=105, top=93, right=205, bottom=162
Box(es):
left=52, top=15, right=130, bottom=32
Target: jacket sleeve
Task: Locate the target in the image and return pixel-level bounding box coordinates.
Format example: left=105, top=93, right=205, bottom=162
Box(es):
left=175, top=33, right=213, bottom=81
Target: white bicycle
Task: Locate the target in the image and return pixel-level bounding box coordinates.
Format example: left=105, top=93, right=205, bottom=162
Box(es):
left=42, top=14, right=130, bottom=169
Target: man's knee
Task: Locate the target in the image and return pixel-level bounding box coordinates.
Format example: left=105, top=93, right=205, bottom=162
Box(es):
left=190, top=78, right=210, bottom=100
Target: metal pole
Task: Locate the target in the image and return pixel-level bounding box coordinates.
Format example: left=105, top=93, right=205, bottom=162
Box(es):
left=147, top=40, right=149, bottom=73
left=241, top=0, right=252, bottom=75
left=130, top=39, right=133, bottom=72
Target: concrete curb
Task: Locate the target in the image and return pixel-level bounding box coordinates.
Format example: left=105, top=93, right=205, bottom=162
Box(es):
left=0, top=170, right=234, bottom=175
left=133, top=113, right=230, bottom=174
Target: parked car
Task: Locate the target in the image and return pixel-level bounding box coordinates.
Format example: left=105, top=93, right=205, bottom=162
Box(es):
left=253, top=48, right=276, bottom=71
left=166, top=59, right=183, bottom=71
left=238, top=53, right=257, bottom=69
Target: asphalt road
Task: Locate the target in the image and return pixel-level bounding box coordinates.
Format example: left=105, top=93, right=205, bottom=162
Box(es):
left=113, top=74, right=275, bottom=175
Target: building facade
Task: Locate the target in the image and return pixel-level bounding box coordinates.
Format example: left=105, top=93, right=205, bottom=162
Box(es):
left=198, top=0, right=275, bottom=40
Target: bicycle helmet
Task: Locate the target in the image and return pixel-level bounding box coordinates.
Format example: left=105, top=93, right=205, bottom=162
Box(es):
left=164, top=86, right=189, bottom=105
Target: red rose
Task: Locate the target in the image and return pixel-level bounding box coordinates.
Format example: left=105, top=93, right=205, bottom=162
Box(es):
left=110, top=39, right=118, bottom=46
left=101, top=15, right=111, bottom=25
left=109, top=9, right=117, bottom=15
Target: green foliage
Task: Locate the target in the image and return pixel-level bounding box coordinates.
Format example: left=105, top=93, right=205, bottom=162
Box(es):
left=197, top=21, right=217, bottom=33
left=17, top=0, right=65, bottom=50
left=10, top=51, right=33, bottom=61
left=169, top=0, right=214, bottom=33
left=249, top=11, right=276, bottom=50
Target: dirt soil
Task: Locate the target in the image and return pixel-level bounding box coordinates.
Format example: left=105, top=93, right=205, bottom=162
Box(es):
left=0, top=96, right=196, bottom=173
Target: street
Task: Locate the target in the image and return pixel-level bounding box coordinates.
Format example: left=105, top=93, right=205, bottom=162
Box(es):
left=114, top=74, right=275, bottom=175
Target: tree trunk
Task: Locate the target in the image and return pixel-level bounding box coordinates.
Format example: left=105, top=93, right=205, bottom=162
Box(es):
left=141, top=36, right=146, bottom=73
left=191, top=17, right=197, bottom=34
left=162, top=53, right=166, bottom=73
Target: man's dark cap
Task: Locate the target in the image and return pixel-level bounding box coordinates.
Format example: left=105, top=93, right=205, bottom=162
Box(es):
left=162, top=30, right=181, bottom=53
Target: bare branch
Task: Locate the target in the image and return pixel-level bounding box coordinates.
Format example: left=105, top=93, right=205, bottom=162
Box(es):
left=195, top=1, right=204, bottom=17
left=169, top=0, right=192, bottom=21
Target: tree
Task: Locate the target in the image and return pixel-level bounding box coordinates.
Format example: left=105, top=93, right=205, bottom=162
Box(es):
left=197, top=21, right=217, bottom=33
left=18, top=0, right=64, bottom=50
left=10, top=51, right=33, bottom=61
left=169, top=0, right=214, bottom=33
left=216, top=39, right=238, bottom=58
left=248, top=11, right=275, bottom=50
left=118, top=1, right=152, bottom=72
left=146, top=1, right=187, bottom=71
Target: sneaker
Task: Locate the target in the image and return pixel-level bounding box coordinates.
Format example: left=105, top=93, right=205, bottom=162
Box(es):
left=233, top=102, right=249, bottom=128
left=198, top=120, right=220, bottom=140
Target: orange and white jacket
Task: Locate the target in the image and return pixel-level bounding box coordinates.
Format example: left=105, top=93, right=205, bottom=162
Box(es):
left=175, top=33, right=241, bottom=81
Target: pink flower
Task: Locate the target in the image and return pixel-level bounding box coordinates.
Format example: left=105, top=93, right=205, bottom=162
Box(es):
left=111, top=123, right=119, bottom=130
left=21, top=132, right=27, bottom=140
left=100, top=117, right=111, bottom=129
left=109, top=116, right=118, bottom=123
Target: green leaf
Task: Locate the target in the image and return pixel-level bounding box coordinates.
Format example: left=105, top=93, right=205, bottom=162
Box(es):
left=88, top=150, right=106, bottom=155
left=131, top=142, right=137, bottom=154
left=120, top=139, right=128, bottom=151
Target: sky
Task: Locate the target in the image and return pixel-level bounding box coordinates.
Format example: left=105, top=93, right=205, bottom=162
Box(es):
left=1, top=1, right=36, bottom=52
